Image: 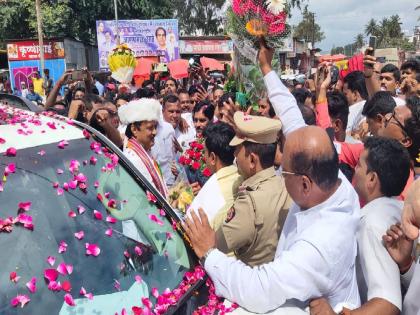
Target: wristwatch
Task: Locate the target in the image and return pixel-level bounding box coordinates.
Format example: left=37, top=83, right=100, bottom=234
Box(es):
left=199, top=247, right=216, bottom=266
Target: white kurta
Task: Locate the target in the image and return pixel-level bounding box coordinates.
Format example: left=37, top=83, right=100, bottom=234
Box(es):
left=356, top=197, right=403, bottom=310
left=122, top=145, right=167, bottom=242
left=202, top=71, right=361, bottom=314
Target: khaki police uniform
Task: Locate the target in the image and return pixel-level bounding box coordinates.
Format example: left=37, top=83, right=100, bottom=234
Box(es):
left=216, top=112, right=292, bottom=267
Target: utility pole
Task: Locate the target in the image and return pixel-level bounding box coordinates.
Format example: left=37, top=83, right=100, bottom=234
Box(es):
left=113, top=0, right=120, bottom=45
left=312, top=12, right=316, bottom=48
left=35, top=0, right=45, bottom=74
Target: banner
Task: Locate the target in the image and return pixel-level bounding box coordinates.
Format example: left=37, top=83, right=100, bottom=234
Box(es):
left=96, top=19, right=179, bottom=69
left=7, top=41, right=65, bottom=61
left=179, top=39, right=233, bottom=54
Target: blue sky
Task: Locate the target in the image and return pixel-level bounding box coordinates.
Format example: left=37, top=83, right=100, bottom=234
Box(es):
left=288, top=0, right=419, bottom=52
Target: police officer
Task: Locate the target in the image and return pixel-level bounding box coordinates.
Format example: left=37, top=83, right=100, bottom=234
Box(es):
left=216, top=111, right=292, bottom=267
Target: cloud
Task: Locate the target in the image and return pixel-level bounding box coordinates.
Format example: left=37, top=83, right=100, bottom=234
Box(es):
left=289, top=0, right=419, bottom=52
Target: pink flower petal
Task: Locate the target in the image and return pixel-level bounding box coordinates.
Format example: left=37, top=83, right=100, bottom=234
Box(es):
left=76, top=173, right=87, bottom=183
left=114, top=279, right=121, bottom=291
left=18, top=201, right=31, bottom=211
left=74, top=230, right=84, bottom=240
left=104, top=192, right=111, bottom=199
left=69, top=160, right=80, bottom=173
left=56, top=168, right=64, bottom=174
left=124, top=250, right=130, bottom=258
left=0, top=137, right=5, bottom=144
left=166, top=232, right=172, bottom=240
left=94, top=180, right=99, bottom=188
left=47, top=280, right=62, bottom=291
left=10, top=271, right=20, bottom=283
left=64, top=293, right=75, bottom=306
left=84, top=292, right=93, bottom=300
left=135, top=246, right=143, bottom=256
left=16, top=214, right=34, bottom=230
left=107, top=199, right=117, bottom=208
left=105, top=228, right=113, bottom=237
left=57, top=187, right=64, bottom=196
left=62, top=280, right=72, bottom=292
left=57, top=140, right=69, bottom=149
left=85, top=243, right=101, bottom=256
left=68, top=211, right=77, bottom=218
left=80, top=287, right=87, bottom=295
left=146, top=191, right=157, bottom=203
left=106, top=216, right=117, bottom=224
left=93, top=210, right=103, bottom=220
left=57, top=262, right=73, bottom=275
left=159, top=209, right=166, bottom=217
left=151, top=288, right=159, bottom=298
left=44, top=269, right=59, bottom=283
left=142, top=297, right=153, bottom=309
left=135, top=275, right=142, bottom=283
left=77, top=205, right=86, bottom=214
left=26, top=277, right=37, bottom=293
left=5, top=147, right=17, bottom=157
left=46, top=122, right=57, bottom=129
left=11, top=295, right=30, bottom=308
left=83, top=129, right=91, bottom=139
left=148, top=214, right=164, bottom=226
left=53, top=181, right=59, bottom=188
left=37, top=150, right=46, bottom=156
left=47, top=256, right=56, bottom=266
left=90, top=156, right=97, bottom=165
left=5, top=163, right=16, bottom=175
left=68, top=180, right=78, bottom=190
left=58, top=241, right=68, bottom=253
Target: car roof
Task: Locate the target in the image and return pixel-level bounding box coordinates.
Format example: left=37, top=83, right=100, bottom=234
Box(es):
left=0, top=103, right=83, bottom=154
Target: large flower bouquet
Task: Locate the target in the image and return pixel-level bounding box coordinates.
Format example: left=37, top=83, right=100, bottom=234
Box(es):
left=179, top=138, right=212, bottom=187
left=226, top=0, right=290, bottom=61
left=108, top=43, right=137, bottom=83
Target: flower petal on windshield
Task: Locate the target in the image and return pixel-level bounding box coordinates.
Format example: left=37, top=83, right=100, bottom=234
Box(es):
left=74, top=231, right=84, bottom=240
left=93, top=210, right=103, bottom=220
left=11, top=295, right=30, bottom=308
left=10, top=271, right=20, bottom=283
left=85, top=243, right=101, bottom=256
left=47, top=256, right=56, bottom=266
left=5, top=147, right=17, bottom=157
left=26, top=277, right=37, bottom=293
left=64, top=293, right=75, bottom=306
left=18, top=201, right=31, bottom=211
left=148, top=214, right=163, bottom=226
left=105, top=228, right=113, bottom=237
left=44, top=269, right=59, bottom=283
left=58, top=241, right=68, bottom=253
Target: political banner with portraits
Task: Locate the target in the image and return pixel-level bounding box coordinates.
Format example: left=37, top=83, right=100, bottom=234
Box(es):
left=96, top=19, right=179, bottom=69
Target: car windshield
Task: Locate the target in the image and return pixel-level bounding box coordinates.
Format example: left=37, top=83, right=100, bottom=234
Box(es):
left=0, top=135, right=192, bottom=314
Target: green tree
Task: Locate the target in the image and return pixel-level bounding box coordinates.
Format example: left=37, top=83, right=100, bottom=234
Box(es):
left=354, top=33, right=364, bottom=49
left=365, top=18, right=379, bottom=37
left=293, top=7, right=325, bottom=45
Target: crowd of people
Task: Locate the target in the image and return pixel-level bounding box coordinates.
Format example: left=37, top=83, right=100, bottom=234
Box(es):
left=7, top=40, right=420, bottom=314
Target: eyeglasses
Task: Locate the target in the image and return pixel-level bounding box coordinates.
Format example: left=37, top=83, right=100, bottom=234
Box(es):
left=384, top=110, right=408, bottom=136
left=281, top=170, right=313, bottom=182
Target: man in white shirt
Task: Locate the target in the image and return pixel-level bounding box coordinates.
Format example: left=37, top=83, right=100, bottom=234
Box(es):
left=310, top=136, right=411, bottom=315
left=162, top=94, right=196, bottom=152
left=182, top=43, right=360, bottom=314
left=151, top=120, right=177, bottom=187
left=343, top=71, right=367, bottom=135
left=382, top=179, right=420, bottom=315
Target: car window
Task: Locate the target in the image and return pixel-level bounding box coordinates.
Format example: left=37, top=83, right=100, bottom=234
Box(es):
left=0, top=136, right=192, bottom=314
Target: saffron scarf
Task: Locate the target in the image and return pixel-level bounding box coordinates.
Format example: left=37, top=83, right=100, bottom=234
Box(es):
left=127, top=138, right=168, bottom=198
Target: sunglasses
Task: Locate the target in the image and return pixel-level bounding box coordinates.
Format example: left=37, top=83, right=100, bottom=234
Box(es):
left=384, top=110, right=408, bottom=136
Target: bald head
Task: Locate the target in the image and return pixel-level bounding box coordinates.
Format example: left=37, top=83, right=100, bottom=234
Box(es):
left=284, top=126, right=339, bottom=191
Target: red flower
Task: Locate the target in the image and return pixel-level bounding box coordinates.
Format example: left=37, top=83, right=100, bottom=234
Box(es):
left=202, top=168, right=212, bottom=177
left=179, top=156, right=186, bottom=165
left=195, top=143, right=204, bottom=150
left=194, top=152, right=202, bottom=160
left=184, top=158, right=192, bottom=165
left=191, top=162, right=200, bottom=170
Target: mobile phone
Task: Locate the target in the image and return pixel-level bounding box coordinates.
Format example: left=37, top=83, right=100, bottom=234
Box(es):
left=330, top=65, right=339, bottom=86
left=70, top=70, right=86, bottom=81
left=368, top=36, right=377, bottom=56
left=376, top=56, right=386, bottom=63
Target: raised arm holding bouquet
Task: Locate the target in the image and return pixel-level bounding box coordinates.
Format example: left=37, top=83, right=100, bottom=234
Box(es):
left=108, top=44, right=137, bottom=84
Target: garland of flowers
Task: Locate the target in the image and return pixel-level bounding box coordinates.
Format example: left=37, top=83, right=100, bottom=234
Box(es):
left=119, top=266, right=238, bottom=315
